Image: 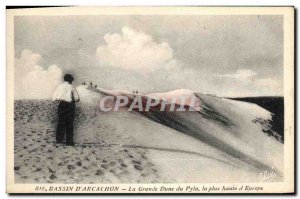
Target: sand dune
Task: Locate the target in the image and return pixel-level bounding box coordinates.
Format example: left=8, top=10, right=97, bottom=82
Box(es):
left=14, top=86, right=283, bottom=183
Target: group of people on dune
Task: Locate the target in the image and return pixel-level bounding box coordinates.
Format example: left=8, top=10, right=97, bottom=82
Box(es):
left=82, top=81, right=97, bottom=89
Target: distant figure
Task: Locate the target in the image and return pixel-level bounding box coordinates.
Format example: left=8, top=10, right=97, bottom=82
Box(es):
left=52, top=74, right=80, bottom=146
left=90, top=82, right=93, bottom=87
left=83, top=81, right=86, bottom=85
left=94, top=85, right=97, bottom=89
left=136, top=90, right=138, bottom=94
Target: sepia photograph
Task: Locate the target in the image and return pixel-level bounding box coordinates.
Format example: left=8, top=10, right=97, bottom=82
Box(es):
left=6, top=6, right=294, bottom=194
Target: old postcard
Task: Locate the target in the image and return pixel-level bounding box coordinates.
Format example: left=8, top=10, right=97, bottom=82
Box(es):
left=6, top=6, right=294, bottom=194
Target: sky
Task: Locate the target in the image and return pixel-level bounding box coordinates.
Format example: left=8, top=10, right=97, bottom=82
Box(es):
left=14, top=15, right=283, bottom=98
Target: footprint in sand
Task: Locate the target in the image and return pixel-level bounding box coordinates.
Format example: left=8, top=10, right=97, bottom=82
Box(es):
left=132, top=160, right=141, bottom=165
left=128, top=155, right=134, bottom=158
left=49, top=174, right=57, bottom=180
left=134, top=164, right=143, bottom=171
left=95, top=169, right=104, bottom=176
left=120, top=163, right=127, bottom=168
left=101, top=164, right=109, bottom=169
left=33, top=168, right=42, bottom=172
left=14, top=166, right=20, bottom=171
left=67, top=165, right=76, bottom=170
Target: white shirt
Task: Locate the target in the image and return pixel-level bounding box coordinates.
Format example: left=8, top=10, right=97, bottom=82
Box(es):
left=52, top=81, right=80, bottom=102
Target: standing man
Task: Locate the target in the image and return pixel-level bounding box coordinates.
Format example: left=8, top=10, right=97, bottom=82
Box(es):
left=53, top=74, right=80, bottom=146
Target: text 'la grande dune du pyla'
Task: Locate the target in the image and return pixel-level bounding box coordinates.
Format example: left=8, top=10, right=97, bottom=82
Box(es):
left=44, top=185, right=264, bottom=192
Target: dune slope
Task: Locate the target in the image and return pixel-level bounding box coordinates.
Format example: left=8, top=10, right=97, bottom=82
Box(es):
left=75, top=86, right=283, bottom=182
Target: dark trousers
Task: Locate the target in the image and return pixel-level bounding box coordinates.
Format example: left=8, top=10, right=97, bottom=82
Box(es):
left=56, top=101, right=75, bottom=144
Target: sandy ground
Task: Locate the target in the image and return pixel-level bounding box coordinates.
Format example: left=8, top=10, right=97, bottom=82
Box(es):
left=14, top=100, right=165, bottom=183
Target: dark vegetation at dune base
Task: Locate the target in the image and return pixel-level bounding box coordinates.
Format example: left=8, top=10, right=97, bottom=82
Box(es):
left=228, top=97, right=284, bottom=142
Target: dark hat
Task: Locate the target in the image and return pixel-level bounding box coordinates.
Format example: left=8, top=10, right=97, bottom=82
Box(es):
left=64, top=74, right=74, bottom=83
